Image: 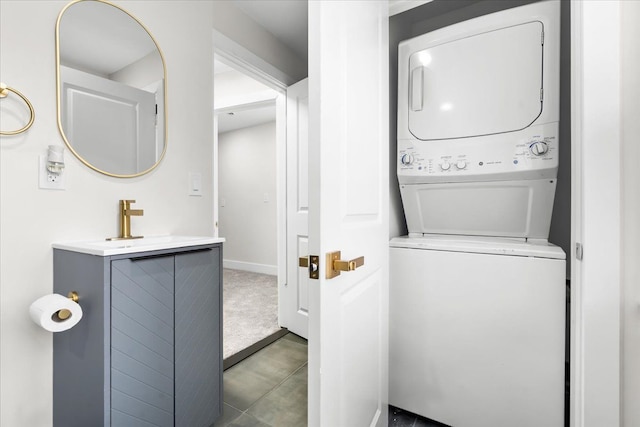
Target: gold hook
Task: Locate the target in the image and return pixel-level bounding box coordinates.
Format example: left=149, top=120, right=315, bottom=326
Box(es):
left=0, top=82, right=35, bottom=136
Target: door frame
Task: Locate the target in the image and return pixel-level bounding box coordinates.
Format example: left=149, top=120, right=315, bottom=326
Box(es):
left=212, top=32, right=290, bottom=330
left=570, top=2, right=623, bottom=426
left=283, top=78, right=310, bottom=338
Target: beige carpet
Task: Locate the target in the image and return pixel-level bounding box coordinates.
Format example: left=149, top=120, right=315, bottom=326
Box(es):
left=223, top=269, right=280, bottom=359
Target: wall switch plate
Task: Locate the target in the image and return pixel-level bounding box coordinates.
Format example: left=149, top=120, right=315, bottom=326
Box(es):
left=38, top=155, right=66, bottom=190
left=188, top=172, right=202, bottom=196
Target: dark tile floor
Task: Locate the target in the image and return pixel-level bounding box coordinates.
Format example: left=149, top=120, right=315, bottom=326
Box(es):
left=217, top=332, right=446, bottom=427
left=217, top=333, right=308, bottom=427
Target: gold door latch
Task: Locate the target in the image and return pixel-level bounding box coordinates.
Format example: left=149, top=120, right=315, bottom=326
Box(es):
left=326, top=251, right=364, bottom=279
left=299, top=255, right=320, bottom=279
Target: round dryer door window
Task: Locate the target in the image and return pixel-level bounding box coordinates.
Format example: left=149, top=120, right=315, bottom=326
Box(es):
left=408, top=21, right=544, bottom=141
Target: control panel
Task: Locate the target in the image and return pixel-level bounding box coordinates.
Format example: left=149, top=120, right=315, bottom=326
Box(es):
left=397, top=123, right=559, bottom=183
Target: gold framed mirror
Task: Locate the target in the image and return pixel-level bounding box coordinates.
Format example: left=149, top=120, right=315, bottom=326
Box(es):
left=56, top=0, right=167, bottom=178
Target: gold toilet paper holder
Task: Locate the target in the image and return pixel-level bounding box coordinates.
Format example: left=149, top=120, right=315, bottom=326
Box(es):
left=55, top=291, right=79, bottom=321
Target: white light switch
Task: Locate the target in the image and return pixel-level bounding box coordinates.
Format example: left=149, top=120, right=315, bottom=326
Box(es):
left=263, top=192, right=269, bottom=203
left=188, top=172, right=202, bottom=196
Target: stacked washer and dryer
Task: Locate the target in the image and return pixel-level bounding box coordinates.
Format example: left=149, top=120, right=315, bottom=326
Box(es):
left=389, top=2, right=565, bottom=427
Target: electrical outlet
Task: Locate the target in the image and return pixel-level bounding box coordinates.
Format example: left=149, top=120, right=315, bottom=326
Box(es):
left=39, top=155, right=66, bottom=190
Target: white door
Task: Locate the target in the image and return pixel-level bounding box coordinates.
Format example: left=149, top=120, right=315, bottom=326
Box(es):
left=283, top=78, right=309, bottom=338
left=60, top=65, right=156, bottom=175
left=308, top=1, right=389, bottom=426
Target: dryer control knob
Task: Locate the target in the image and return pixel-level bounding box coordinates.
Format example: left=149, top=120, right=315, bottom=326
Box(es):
left=455, top=160, right=467, bottom=170
left=400, top=153, right=414, bottom=165
left=529, top=141, right=549, bottom=156
left=440, top=161, right=451, bottom=171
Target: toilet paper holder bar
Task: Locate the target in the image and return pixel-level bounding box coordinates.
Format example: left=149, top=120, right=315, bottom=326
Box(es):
left=56, top=291, right=79, bottom=321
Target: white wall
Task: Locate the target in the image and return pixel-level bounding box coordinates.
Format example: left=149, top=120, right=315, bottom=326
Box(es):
left=0, top=1, right=214, bottom=426
left=218, top=121, right=277, bottom=274
left=621, top=2, right=640, bottom=425
left=211, top=0, right=306, bottom=84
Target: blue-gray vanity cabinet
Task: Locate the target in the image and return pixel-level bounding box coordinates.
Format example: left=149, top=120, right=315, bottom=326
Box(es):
left=110, top=255, right=176, bottom=426
left=52, top=244, right=222, bottom=427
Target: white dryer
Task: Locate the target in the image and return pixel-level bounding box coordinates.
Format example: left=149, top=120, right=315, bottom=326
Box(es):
left=390, top=1, right=566, bottom=426
left=397, top=0, right=560, bottom=239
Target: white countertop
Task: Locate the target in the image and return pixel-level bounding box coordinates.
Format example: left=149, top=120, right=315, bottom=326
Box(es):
left=52, top=235, right=225, bottom=256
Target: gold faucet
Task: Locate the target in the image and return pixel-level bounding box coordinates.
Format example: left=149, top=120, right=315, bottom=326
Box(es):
left=107, top=200, right=144, bottom=240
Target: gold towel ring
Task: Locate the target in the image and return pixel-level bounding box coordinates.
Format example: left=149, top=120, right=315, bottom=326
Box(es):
left=0, top=82, right=35, bottom=136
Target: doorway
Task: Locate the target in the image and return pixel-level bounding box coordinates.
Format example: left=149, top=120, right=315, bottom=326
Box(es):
left=214, top=56, right=289, bottom=366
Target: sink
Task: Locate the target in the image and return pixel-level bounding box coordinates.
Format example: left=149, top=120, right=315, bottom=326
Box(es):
left=52, top=235, right=225, bottom=256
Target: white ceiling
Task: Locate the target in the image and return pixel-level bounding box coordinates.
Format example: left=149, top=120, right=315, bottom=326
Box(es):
left=217, top=104, right=277, bottom=134
left=214, top=59, right=235, bottom=75
left=215, top=1, right=434, bottom=134
left=232, top=0, right=308, bottom=62
left=215, top=1, right=307, bottom=134
left=59, top=0, right=157, bottom=76
left=229, top=0, right=434, bottom=64
left=215, top=56, right=277, bottom=134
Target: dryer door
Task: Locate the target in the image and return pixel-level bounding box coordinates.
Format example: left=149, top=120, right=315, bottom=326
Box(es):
left=408, top=21, right=544, bottom=140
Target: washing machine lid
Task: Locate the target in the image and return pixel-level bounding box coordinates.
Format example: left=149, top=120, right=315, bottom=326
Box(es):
left=389, top=235, right=565, bottom=260
left=408, top=21, right=544, bottom=141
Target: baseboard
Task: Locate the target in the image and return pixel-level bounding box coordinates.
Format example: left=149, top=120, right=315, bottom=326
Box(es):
left=223, top=259, right=277, bottom=276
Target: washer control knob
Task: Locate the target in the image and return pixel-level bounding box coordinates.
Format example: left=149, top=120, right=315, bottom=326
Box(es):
left=529, top=141, right=549, bottom=156
left=400, top=153, right=414, bottom=165
left=440, top=161, right=451, bottom=171
left=455, top=160, right=467, bottom=170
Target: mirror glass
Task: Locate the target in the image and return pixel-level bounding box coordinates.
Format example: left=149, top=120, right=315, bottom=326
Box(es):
left=56, top=0, right=167, bottom=177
